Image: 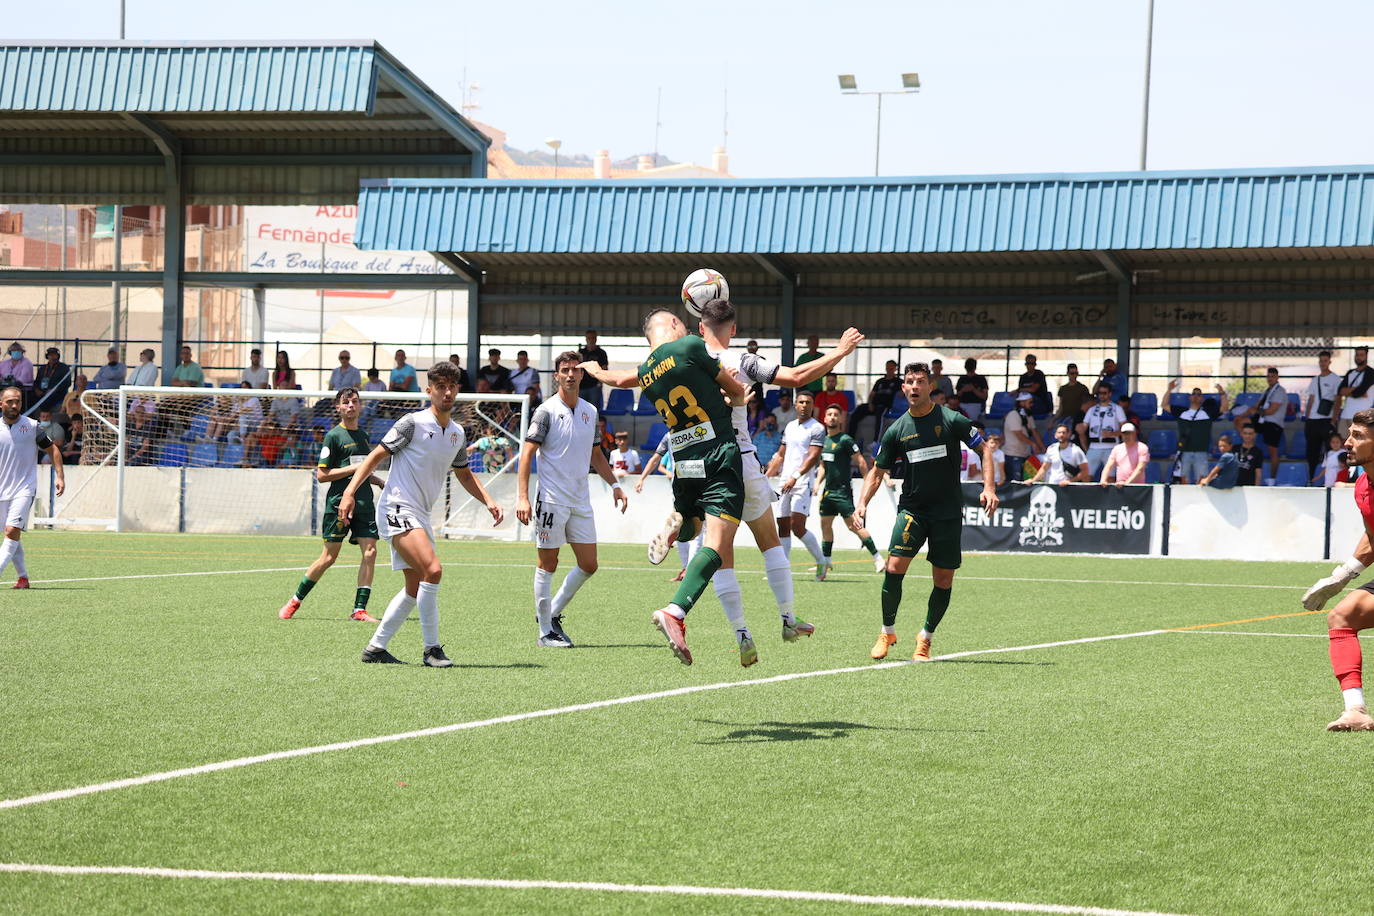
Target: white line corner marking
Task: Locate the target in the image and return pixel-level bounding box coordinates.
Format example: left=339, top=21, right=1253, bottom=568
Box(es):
left=0, top=863, right=1192, bottom=916
left=0, top=630, right=1164, bottom=812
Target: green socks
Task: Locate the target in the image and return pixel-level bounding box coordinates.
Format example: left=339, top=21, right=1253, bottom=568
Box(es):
left=822, top=541, right=833, bottom=558
left=294, top=576, right=317, bottom=602
left=881, top=571, right=904, bottom=628
left=671, top=546, right=722, bottom=613
left=925, top=586, right=952, bottom=634
left=354, top=586, right=371, bottom=610
left=861, top=536, right=878, bottom=555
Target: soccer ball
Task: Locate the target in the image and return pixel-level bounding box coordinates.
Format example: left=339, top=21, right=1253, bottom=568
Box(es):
left=681, top=268, right=729, bottom=317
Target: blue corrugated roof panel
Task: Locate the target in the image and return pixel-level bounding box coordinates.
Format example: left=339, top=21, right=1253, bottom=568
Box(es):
left=355, top=166, right=1374, bottom=254
left=0, top=42, right=376, bottom=113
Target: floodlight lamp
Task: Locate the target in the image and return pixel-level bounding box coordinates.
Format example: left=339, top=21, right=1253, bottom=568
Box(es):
left=837, top=74, right=857, bottom=91
left=901, top=72, right=921, bottom=89
left=545, top=138, right=563, bottom=151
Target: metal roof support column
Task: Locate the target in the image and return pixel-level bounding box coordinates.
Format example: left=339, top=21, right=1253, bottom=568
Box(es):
left=1091, top=250, right=1132, bottom=385
left=123, top=113, right=184, bottom=383
left=753, top=255, right=797, bottom=365
left=433, top=253, right=483, bottom=376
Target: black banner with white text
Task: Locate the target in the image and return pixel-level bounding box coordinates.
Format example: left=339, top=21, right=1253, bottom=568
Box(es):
left=960, top=482, right=1153, bottom=554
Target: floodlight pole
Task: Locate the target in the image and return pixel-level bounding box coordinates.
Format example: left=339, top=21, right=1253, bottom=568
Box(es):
left=1139, top=0, right=1154, bottom=170
left=840, top=80, right=919, bottom=177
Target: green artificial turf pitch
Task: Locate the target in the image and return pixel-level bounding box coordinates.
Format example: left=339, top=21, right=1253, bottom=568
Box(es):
left=0, top=531, right=1367, bottom=914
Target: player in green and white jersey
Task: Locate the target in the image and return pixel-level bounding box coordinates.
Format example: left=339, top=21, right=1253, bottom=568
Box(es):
left=278, top=387, right=384, bottom=621
left=581, top=308, right=748, bottom=667
left=855, top=363, right=999, bottom=662
left=815, top=404, right=884, bottom=576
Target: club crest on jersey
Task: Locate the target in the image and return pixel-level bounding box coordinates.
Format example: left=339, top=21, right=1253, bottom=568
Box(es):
left=934, top=425, right=942, bottom=438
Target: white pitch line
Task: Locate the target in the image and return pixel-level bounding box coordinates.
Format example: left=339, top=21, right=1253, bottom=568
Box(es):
left=0, top=629, right=1163, bottom=811
left=0, top=863, right=1193, bottom=916
left=1170, top=630, right=1368, bottom=640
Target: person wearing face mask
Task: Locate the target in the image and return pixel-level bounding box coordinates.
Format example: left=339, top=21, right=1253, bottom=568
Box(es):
left=0, top=343, right=34, bottom=408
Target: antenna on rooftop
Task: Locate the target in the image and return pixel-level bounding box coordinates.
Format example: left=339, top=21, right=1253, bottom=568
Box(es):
left=721, top=64, right=729, bottom=150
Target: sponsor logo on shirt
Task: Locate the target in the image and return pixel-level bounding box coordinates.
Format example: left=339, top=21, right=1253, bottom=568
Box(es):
left=669, top=423, right=715, bottom=451
left=906, top=445, right=946, bottom=463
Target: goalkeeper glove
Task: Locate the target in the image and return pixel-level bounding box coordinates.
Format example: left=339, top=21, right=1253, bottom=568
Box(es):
left=1302, top=557, right=1367, bottom=611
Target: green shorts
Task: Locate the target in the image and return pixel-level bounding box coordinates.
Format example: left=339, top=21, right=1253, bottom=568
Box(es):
left=818, top=489, right=856, bottom=519
left=672, top=440, right=744, bottom=529
left=888, top=509, right=962, bottom=569
left=322, top=499, right=379, bottom=544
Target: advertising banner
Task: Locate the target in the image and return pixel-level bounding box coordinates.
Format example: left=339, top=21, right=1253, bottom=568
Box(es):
left=960, top=482, right=1152, bottom=554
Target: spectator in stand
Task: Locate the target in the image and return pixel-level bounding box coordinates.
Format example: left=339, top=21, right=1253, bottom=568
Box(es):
left=129, top=348, right=158, bottom=387
left=1026, top=423, right=1090, bottom=486
left=478, top=348, right=512, bottom=392
left=1001, top=390, right=1042, bottom=481
left=744, top=339, right=765, bottom=400
left=848, top=359, right=902, bottom=436
left=37, top=409, right=65, bottom=451
left=363, top=367, right=385, bottom=392
left=1099, top=358, right=1128, bottom=401
left=1198, top=434, right=1239, bottom=489
left=126, top=405, right=155, bottom=465
left=579, top=330, right=610, bottom=409
left=927, top=358, right=955, bottom=402
left=329, top=350, right=361, bottom=391
left=1314, top=432, right=1348, bottom=487
left=1234, top=425, right=1264, bottom=486
left=1337, top=345, right=1373, bottom=438
left=204, top=394, right=235, bottom=441
left=1079, top=382, right=1126, bottom=477
left=474, top=377, right=492, bottom=394
left=1055, top=363, right=1091, bottom=431
left=509, top=350, right=539, bottom=400
left=0, top=343, right=34, bottom=404
left=170, top=346, right=204, bottom=387
left=745, top=394, right=766, bottom=435
left=931, top=389, right=948, bottom=408
left=269, top=392, right=305, bottom=431
left=752, top=414, right=782, bottom=465
left=57, top=374, right=87, bottom=427
left=270, top=350, right=295, bottom=390
left=964, top=432, right=1006, bottom=485
left=247, top=420, right=289, bottom=467
left=61, top=414, right=84, bottom=465
left=1018, top=354, right=1052, bottom=417
left=241, top=349, right=269, bottom=389
left=594, top=416, right=615, bottom=458
left=445, top=354, right=474, bottom=392
left=1117, top=395, right=1142, bottom=428
left=814, top=373, right=848, bottom=420
left=609, top=430, right=642, bottom=479
left=33, top=347, right=71, bottom=414
left=1233, top=366, right=1286, bottom=480
left=793, top=336, right=825, bottom=393
left=91, top=347, right=127, bottom=390
left=389, top=350, right=419, bottom=393
left=1169, top=380, right=1229, bottom=484
left=955, top=357, right=988, bottom=419
left=523, top=385, right=540, bottom=412
left=231, top=382, right=265, bottom=443
left=1304, top=350, right=1342, bottom=481
left=1100, top=422, right=1149, bottom=487
left=771, top=391, right=797, bottom=428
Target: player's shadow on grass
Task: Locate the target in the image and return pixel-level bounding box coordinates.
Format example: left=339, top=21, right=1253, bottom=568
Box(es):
left=695, top=718, right=976, bottom=745
left=456, top=662, right=545, bottom=669
left=571, top=643, right=663, bottom=650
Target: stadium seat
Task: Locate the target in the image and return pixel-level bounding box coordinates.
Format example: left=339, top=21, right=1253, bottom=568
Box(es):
left=1275, top=462, right=1308, bottom=487
left=1166, top=392, right=1191, bottom=416
left=603, top=388, right=634, bottom=416
left=641, top=422, right=668, bottom=451
left=310, top=415, right=333, bottom=430
left=987, top=392, right=1015, bottom=419
left=189, top=441, right=218, bottom=467
left=1147, top=429, right=1178, bottom=457
left=220, top=382, right=240, bottom=388
left=842, top=390, right=857, bottom=411
left=885, top=396, right=909, bottom=418
left=764, top=389, right=782, bottom=411
left=1231, top=391, right=1262, bottom=418
left=1285, top=393, right=1301, bottom=422
left=181, top=414, right=210, bottom=442
left=601, top=415, right=613, bottom=433
left=365, top=417, right=390, bottom=443
left=218, top=442, right=245, bottom=467
left=159, top=443, right=187, bottom=467
left=634, top=394, right=660, bottom=416
left=1129, top=392, right=1158, bottom=420
left=1285, top=428, right=1307, bottom=459
left=1144, top=461, right=1163, bottom=484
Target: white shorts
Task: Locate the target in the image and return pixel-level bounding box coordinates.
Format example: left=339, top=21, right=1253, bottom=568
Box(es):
left=533, top=494, right=597, bottom=549
left=378, top=501, right=434, bottom=571
left=740, top=451, right=777, bottom=522
left=775, top=477, right=814, bottom=518
left=0, top=489, right=34, bottom=530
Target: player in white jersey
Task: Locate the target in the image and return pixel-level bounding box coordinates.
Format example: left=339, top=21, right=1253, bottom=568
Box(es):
left=0, top=387, right=64, bottom=588
left=695, top=299, right=864, bottom=638
left=338, top=362, right=505, bottom=666
left=516, top=351, right=628, bottom=647
left=766, top=390, right=830, bottom=579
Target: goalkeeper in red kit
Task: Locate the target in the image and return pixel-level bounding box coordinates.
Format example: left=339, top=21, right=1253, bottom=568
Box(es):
left=1303, top=408, right=1374, bottom=731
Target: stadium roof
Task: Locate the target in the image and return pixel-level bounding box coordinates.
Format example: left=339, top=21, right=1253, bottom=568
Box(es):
left=0, top=40, right=489, bottom=203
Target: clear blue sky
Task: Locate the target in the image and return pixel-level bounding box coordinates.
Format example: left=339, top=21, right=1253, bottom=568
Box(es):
left=12, top=0, right=1374, bottom=178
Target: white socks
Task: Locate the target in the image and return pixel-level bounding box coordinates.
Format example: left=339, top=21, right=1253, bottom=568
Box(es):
left=779, top=534, right=792, bottom=557
left=712, top=568, right=748, bottom=633
left=882, top=625, right=896, bottom=635
left=762, top=546, right=794, bottom=623
left=676, top=540, right=692, bottom=568
left=370, top=589, right=417, bottom=650
left=552, top=566, right=592, bottom=616
left=13, top=542, right=26, bottom=577
left=798, top=529, right=826, bottom=565
left=416, top=581, right=441, bottom=647
left=534, top=568, right=553, bottom=634
left=0, top=538, right=17, bottom=577
left=1344, top=687, right=1366, bottom=711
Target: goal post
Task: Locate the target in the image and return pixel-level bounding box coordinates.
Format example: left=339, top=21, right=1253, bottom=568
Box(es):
left=47, top=386, right=530, bottom=539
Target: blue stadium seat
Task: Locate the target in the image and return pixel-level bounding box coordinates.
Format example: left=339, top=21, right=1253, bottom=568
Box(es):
left=987, top=392, right=1015, bottom=420
left=1285, top=428, right=1307, bottom=459
left=764, top=389, right=782, bottom=411
left=885, top=396, right=909, bottom=418
left=311, top=415, right=333, bottom=430
left=641, top=422, right=668, bottom=451
left=1147, top=429, right=1178, bottom=457
left=842, top=390, right=857, bottom=411
left=1130, top=392, right=1158, bottom=420
left=158, top=443, right=187, bottom=467
left=1167, top=392, right=1191, bottom=416
left=1231, top=391, right=1262, bottom=417
left=366, top=416, right=390, bottom=443
left=1144, top=461, right=1163, bottom=484
left=189, top=441, right=218, bottom=467
left=218, top=442, right=245, bottom=467
left=1285, top=393, right=1301, bottom=422
left=220, top=381, right=240, bottom=388
left=1275, top=462, right=1308, bottom=487
left=634, top=394, right=661, bottom=416
left=603, top=388, right=634, bottom=416
left=181, top=414, right=210, bottom=442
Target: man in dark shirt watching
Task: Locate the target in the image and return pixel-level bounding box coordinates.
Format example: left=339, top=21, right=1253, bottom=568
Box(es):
left=578, top=329, right=610, bottom=409
left=955, top=358, right=988, bottom=419
left=1234, top=425, right=1264, bottom=486
left=847, top=360, right=902, bottom=438
left=1019, top=354, right=1052, bottom=417
left=478, top=349, right=512, bottom=393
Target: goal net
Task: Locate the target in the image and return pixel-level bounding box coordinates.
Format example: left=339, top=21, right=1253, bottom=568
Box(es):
left=44, top=386, right=530, bottom=540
